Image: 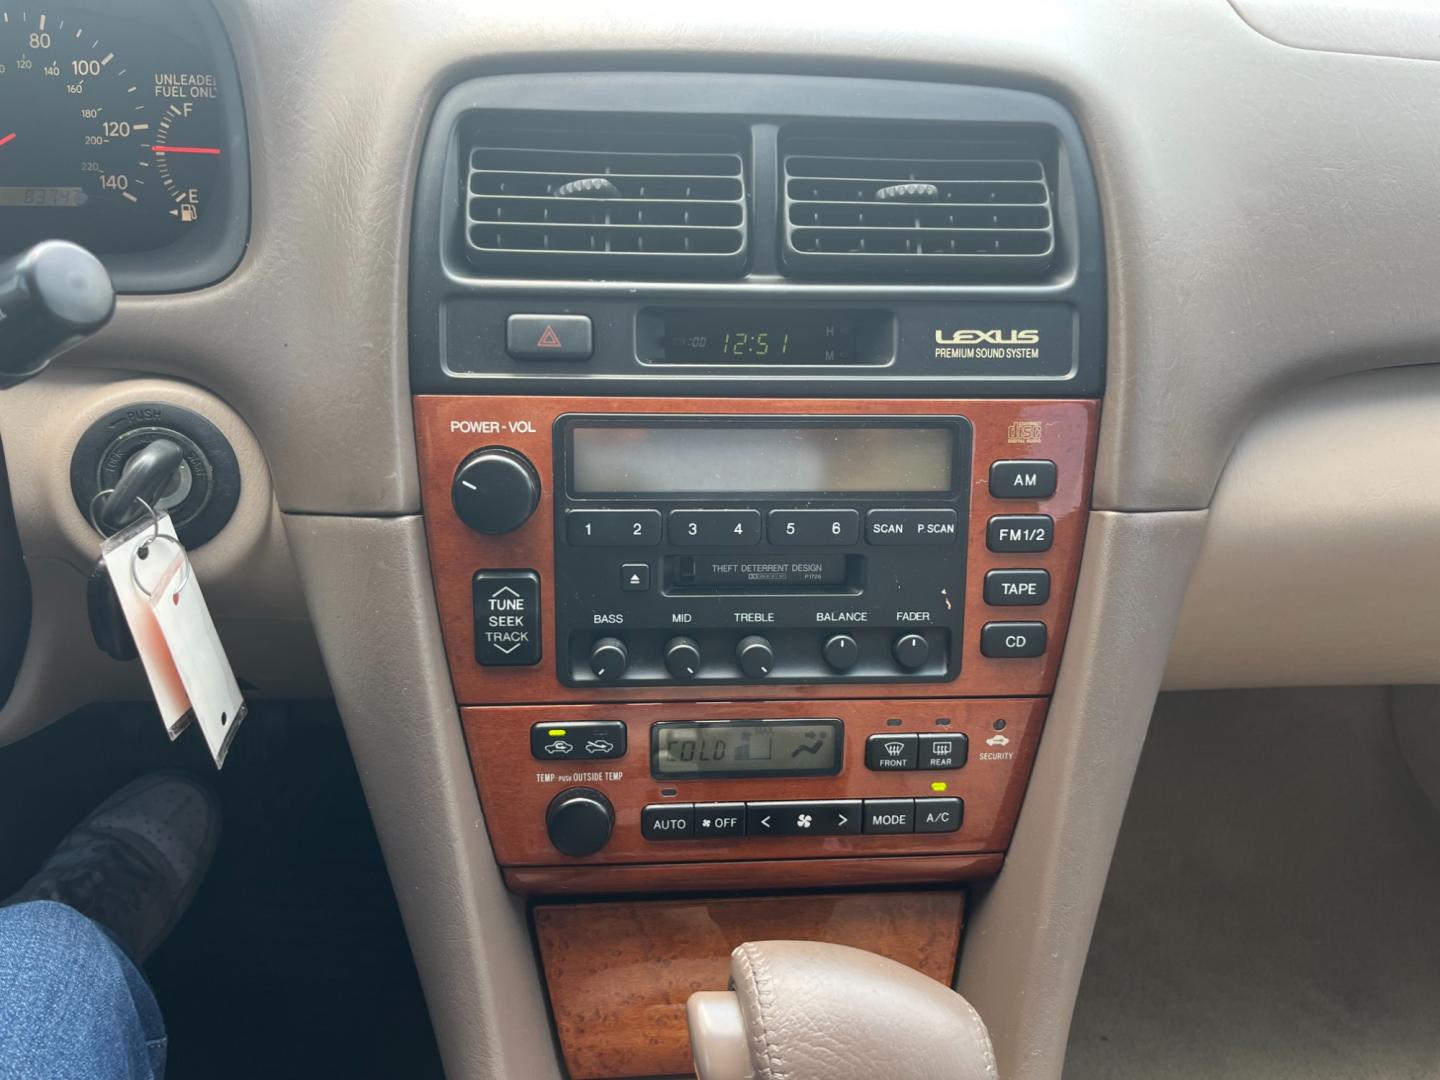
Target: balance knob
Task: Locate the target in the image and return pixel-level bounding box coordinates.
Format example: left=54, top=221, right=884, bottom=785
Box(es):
left=589, top=637, right=629, bottom=682
left=822, top=633, right=860, bottom=672
left=545, top=787, right=614, bottom=857
left=451, top=448, right=540, bottom=535
left=664, top=636, right=702, bottom=680
left=736, top=635, right=775, bottom=679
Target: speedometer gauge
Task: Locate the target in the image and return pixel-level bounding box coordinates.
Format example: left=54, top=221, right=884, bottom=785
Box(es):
left=0, top=2, right=240, bottom=271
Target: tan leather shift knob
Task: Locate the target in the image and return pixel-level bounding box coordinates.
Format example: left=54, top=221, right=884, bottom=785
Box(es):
left=688, top=940, right=998, bottom=1080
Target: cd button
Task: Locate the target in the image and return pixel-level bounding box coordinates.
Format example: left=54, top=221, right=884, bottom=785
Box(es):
left=981, top=621, right=1048, bottom=658
left=669, top=509, right=762, bottom=546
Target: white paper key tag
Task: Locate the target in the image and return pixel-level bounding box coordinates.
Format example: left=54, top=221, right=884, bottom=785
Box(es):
left=100, top=514, right=192, bottom=739
left=141, top=535, right=248, bottom=768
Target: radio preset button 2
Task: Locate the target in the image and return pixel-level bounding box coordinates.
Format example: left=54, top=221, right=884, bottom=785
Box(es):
left=893, top=633, right=930, bottom=671
left=568, top=509, right=662, bottom=547
left=669, top=509, right=762, bottom=546
left=987, top=515, right=1054, bottom=553
left=865, top=733, right=918, bottom=771
left=736, top=635, right=775, bottom=678
left=981, top=621, right=1048, bottom=658
left=768, top=508, right=860, bottom=546
left=865, top=508, right=959, bottom=546
left=989, top=459, right=1057, bottom=499
left=821, top=633, right=859, bottom=672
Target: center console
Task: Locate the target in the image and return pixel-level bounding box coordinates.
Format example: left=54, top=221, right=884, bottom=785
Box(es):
left=409, top=70, right=1103, bottom=1078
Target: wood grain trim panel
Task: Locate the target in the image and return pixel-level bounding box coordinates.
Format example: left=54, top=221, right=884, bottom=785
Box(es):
left=468, top=697, right=1044, bottom=870
left=533, top=890, right=964, bottom=1080
left=415, top=395, right=1097, bottom=705
left=504, top=852, right=1004, bottom=894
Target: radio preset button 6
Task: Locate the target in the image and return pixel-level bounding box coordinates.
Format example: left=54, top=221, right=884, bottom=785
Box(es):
left=768, top=508, right=860, bottom=546
left=669, top=509, right=762, bottom=546
left=865, top=508, right=959, bottom=545
left=989, top=459, right=1057, bottom=499
left=987, top=515, right=1054, bottom=553
left=568, top=509, right=662, bottom=547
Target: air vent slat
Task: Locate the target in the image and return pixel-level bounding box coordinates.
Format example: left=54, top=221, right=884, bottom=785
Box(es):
left=465, top=124, right=748, bottom=276
left=781, top=129, right=1056, bottom=278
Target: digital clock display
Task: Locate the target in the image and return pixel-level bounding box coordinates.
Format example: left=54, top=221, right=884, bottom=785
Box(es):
left=651, top=719, right=844, bottom=779
left=640, top=307, right=891, bottom=366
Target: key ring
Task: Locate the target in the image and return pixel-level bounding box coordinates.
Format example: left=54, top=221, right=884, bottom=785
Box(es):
left=130, top=532, right=190, bottom=599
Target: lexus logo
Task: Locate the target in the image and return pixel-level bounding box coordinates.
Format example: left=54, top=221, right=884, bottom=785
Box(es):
left=935, top=329, right=1041, bottom=345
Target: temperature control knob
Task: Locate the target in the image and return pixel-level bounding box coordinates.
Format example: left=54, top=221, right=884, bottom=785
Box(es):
left=450, top=448, right=540, bottom=535
left=589, top=637, right=629, bottom=682
left=545, top=787, right=614, bottom=857
left=736, top=635, right=776, bottom=679
left=664, top=636, right=702, bottom=679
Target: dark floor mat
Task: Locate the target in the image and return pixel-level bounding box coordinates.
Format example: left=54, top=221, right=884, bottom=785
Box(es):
left=0, top=700, right=443, bottom=1080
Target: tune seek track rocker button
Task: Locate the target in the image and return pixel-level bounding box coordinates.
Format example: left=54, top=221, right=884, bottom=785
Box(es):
left=472, top=570, right=540, bottom=666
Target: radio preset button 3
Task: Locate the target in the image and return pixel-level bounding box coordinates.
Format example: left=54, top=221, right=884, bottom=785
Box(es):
left=989, top=459, right=1057, bottom=499
left=768, top=508, right=860, bottom=546
left=669, top=509, right=762, bottom=546
left=865, top=508, right=959, bottom=545
left=568, top=509, right=662, bottom=547
left=987, top=515, right=1054, bottom=553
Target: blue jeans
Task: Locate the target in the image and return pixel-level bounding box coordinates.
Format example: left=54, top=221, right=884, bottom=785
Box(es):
left=0, top=901, right=166, bottom=1079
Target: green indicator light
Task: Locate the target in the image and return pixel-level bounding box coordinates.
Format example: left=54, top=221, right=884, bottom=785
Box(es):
left=547, top=729, right=567, bottom=737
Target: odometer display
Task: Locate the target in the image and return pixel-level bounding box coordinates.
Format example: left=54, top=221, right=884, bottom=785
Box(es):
left=0, top=4, right=229, bottom=256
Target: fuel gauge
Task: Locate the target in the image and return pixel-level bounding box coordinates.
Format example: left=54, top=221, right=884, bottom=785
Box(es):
left=149, top=95, right=224, bottom=226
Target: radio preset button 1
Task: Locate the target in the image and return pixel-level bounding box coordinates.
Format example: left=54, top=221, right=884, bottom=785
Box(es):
left=987, top=515, right=1054, bottom=553
left=530, top=720, right=627, bottom=761
left=915, top=797, right=964, bottom=833
left=865, top=733, right=918, bottom=771
left=865, top=508, right=959, bottom=546
left=862, top=798, right=917, bottom=835
left=642, top=803, right=695, bottom=840
left=568, top=509, right=662, bottom=547
left=989, top=460, right=1057, bottom=499
left=984, top=569, right=1051, bottom=606
left=768, top=508, right=860, bottom=546
left=918, top=732, right=967, bottom=770
left=981, top=621, right=1048, bottom=658
left=736, top=635, right=775, bottom=679
left=588, top=637, right=630, bottom=681
left=893, top=633, right=930, bottom=671
left=669, top=509, right=762, bottom=546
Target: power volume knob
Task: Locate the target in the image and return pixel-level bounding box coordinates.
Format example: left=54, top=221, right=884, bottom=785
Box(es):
left=451, top=448, right=540, bottom=535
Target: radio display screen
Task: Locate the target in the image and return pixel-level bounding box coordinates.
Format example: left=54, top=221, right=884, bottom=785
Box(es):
left=569, top=422, right=955, bottom=494
left=651, top=719, right=843, bottom=779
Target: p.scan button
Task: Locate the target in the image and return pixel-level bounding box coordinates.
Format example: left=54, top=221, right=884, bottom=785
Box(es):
left=866, top=508, right=959, bottom=546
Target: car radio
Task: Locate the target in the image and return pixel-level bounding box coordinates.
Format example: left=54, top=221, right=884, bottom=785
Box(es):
left=551, top=414, right=970, bottom=687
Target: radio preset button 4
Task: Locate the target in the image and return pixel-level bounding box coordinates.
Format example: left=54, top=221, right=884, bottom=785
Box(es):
left=865, top=508, right=959, bottom=545
left=568, top=509, right=663, bottom=547
left=669, top=509, right=762, bottom=546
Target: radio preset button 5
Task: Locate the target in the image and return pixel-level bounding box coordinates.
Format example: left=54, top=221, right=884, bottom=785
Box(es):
left=567, top=509, right=662, bottom=547
left=768, top=508, right=860, bottom=546
left=989, top=459, right=1057, bottom=499
left=669, top=509, right=762, bottom=546
left=865, top=508, right=959, bottom=545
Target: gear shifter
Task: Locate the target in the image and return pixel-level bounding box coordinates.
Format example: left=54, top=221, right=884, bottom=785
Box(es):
left=0, top=241, right=115, bottom=389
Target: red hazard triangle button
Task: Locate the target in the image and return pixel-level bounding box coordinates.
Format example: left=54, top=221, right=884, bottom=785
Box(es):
left=506, top=315, right=593, bottom=360
left=536, top=324, right=563, bottom=349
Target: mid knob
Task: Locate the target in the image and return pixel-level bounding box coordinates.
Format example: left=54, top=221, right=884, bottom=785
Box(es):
left=736, top=635, right=775, bottom=679
left=545, top=787, right=614, bottom=857
left=664, top=636, right=702, bottom=680
left=589, top=637, right=629, bottom=682
left=451, top=447, right=540, bottom=535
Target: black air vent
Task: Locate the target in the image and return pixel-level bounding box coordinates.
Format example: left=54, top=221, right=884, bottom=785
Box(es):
left=782, top=128, right=1056, bottom=278
left=465, top=124, right=748, bottom=276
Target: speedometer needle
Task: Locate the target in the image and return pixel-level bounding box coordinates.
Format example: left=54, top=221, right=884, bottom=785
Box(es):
left=0, top=133, right=16, bottom=149
left=152, top=145, right=221, bottom=156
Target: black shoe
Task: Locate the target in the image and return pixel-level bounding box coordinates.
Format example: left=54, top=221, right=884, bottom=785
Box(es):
left=3, top=771, right=221, bottom=961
